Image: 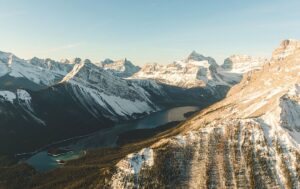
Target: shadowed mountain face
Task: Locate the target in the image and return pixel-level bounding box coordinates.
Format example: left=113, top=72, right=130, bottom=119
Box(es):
left=0, top=60, right=158, bottom=155
left=0, top=49, right=247, bottom=155
left=0, top=74, right=45, bottom=91
left=0, top=85, right=113, bottom=155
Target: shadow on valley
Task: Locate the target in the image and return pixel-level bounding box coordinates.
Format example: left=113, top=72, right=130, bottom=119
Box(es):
left=116, top=121, right=181, bottom=145
left=0, top=105, right=205, bottom=189
left=0, top=82, right=232, bottom=189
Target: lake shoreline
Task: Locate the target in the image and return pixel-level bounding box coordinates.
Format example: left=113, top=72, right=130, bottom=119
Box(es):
left=25, top=106, right=200, bottom=172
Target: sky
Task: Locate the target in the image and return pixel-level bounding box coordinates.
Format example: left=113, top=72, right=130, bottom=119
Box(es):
left=0, top=0, right=300, bottom=65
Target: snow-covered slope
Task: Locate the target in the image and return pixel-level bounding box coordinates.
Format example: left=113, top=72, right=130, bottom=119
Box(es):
left=61, top=61, right=158, bottom=120
left=0, top=51, right=77, bottom=89
left=29, top=57, right=74, bottom=75
left=0, top=51, right=155, bottom=123
left=101, top=58, right=141, bottom=78
left=0, top=52, right=157, bottom=154
left=222, top=54, right=268, bottom=74
left=130, top=51, right=241, bottom=88
left=108, top=39, right=300, bottom=188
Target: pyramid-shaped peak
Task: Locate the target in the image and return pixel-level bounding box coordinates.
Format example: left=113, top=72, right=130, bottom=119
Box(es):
left=186, top=50, right=217, bottom=66
left=187, top=50, right=205, bottom=61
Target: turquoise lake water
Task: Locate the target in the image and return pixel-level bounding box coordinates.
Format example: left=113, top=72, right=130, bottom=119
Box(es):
left=26, top=106, right=199, bottom=172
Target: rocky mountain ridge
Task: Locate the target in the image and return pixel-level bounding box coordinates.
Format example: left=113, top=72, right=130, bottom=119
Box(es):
left=101, top=58, right=141, bottom=78
left=130, top=51, right=267, bottom=89
left=0, top=46, right=272, bottom=155
left=108, top=39, right=300, bottom=188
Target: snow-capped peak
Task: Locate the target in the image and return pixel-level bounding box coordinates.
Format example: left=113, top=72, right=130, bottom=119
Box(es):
left=101, top=58, right=141, bottom=78
left=0, top=50, right=83, bottom=88
left=0, top=50, right=12, bottom=59
left=0, top=51, right=20, bottom=64
left=221, top=54, right=268, bottom=74
left=186, top=50, right=217, bottom=66
left=186, top=50, right=205, bottom=61
left=130, top=52, right=233, bottom=88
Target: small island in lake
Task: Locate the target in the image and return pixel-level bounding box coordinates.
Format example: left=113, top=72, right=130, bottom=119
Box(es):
left=47, top=147, right=72, bottom=157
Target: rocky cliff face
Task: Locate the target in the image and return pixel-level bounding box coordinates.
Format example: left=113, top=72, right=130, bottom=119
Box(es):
left=108, top=40, right=300, bottom=188
left=101, top=58, right=141, bottom=78
left=272, top=39, right=300, bottom=61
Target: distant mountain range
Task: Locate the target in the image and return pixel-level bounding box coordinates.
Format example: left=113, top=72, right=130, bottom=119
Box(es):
left=0, top=46, right=267, bottom=155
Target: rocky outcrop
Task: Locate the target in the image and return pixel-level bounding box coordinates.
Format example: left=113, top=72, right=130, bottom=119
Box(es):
left=272, top=39, right=300, bottom=61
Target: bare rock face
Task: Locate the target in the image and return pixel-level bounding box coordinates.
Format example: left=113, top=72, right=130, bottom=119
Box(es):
left=107, top=40, right=300, bottom=188
left=272, top=39, right=300, bottom=61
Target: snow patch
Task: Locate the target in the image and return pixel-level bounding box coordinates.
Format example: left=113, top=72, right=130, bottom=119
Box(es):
left=17, top=89, right=31, bottom=101
left=116, top=148, right=154, bottom=174
left=0, top=91, right=16, bottom=103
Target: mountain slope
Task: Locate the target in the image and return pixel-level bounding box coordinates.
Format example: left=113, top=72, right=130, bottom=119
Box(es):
left=60, top=61, right=158, bottom=120
left=0, top=50, right=232, bottom=155
left=0, top=60, right=159, bottom=155
left=10, top=39, right=300, bottom=189
left=0, top=86, right=113, bottom=154
left=107, top=39, right=300, bottom=188
left=2, top=40, right=297, bottom=189
left=0, top=51, right=76, bottom=90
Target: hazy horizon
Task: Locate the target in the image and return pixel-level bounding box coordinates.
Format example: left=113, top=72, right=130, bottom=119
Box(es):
left=1, top=0, right=300, bottom=65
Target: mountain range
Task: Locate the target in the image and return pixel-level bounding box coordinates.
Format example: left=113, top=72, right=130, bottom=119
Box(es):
left=107, top=39, right=300, bottom=188
left=1, top=39, right=298, bottom=188
left=0, top=46, right=265, bottom=155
